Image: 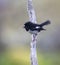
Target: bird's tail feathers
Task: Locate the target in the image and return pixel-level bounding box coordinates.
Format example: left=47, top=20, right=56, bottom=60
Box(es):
left=40, top=20, right=51, bottom=27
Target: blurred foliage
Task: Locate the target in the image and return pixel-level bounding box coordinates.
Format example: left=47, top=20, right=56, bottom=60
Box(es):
left=0, top=48, right=60, bottom=65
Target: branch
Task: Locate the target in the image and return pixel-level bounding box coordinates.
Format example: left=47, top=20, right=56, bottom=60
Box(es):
left=27, top=0, right=38, bottom=65
left=27, top=0, right=37, bottom=23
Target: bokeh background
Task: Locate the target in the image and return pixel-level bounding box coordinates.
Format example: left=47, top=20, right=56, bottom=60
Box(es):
left=0, top=0, right=60, bottom=65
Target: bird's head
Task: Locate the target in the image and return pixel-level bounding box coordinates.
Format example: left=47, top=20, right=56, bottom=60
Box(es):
left=24, top=21, right=31, bottom=31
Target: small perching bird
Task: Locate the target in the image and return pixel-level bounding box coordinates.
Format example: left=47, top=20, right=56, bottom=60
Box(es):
left=24, top=20, right=51, bottom=34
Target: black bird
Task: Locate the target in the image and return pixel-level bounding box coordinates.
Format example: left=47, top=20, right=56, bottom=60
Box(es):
left=24, top=20, right=50, bottom=34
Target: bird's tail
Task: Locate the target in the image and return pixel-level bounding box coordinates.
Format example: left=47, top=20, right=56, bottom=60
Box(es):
left=40, top=20, right=51, bottom=27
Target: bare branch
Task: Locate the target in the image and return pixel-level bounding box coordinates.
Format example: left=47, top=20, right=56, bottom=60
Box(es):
left=27, top=0, right=38, bottom=65
left=27, top=0, right=37, bottom=23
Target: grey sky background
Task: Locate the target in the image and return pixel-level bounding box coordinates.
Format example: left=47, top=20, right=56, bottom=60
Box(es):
left=0, top=0, right=60, bottom=50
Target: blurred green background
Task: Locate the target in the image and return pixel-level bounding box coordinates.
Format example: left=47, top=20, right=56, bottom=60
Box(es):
left=0, top=0, right=60, bottom=65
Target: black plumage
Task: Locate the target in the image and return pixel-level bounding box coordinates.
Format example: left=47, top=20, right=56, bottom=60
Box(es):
left=24, top=20, right=50, bottom=34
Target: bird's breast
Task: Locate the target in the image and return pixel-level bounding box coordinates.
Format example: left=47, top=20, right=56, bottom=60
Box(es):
left=29, top=30, right=38, bottom=34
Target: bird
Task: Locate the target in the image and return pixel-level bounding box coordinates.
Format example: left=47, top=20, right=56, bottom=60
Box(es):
left=24, top=20, right=51, bottom=34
